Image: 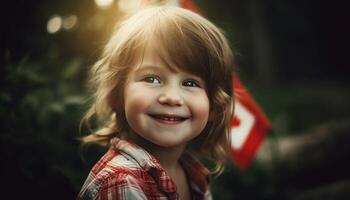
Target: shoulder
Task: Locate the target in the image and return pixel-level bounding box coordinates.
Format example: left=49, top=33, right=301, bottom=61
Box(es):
left=78, top=151, right=149, bottom=200
left=78, top=166, right=149, bottom=200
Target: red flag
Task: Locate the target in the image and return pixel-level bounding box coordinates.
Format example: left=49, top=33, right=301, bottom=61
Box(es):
left=230, top=77, right=271, bottom=169
left=179, top=0, right=202, bottom=14
left=178, top=0, right=271, bottom=169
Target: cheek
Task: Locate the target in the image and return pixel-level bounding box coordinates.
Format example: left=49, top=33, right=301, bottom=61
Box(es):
left=189, top=93, right=210, bottom=125
left=124, top=85, right=145, bottom=113
left=124, top=84, right=155, bottom=123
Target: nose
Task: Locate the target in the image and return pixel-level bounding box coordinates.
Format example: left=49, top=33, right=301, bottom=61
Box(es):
left=158, top=85, right=184, bottom=106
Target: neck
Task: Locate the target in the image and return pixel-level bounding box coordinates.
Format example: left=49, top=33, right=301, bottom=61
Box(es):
left=131, top=135, right=186, bottom=172
left=151, top=144, right=186, bottom=171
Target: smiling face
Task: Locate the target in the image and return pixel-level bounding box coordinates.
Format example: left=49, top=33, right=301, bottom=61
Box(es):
left=123, top=43, right=210, bottom=149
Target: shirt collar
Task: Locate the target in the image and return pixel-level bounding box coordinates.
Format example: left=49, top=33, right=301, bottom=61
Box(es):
left=110, top=138, right=177, bottom=194
left=110, top=138, right=210, bottom=197
left=180, top=154, right=211, bottom=196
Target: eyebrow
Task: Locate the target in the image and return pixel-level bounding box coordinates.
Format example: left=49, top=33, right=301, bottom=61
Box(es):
left=134, top=64, right=169, bottom=74
left=134, top=64, right=204, bottom=83
left=136, top=65, right=160, bottom=71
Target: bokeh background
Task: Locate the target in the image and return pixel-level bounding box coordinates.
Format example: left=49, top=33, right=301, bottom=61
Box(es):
left=1, top=0, right=350, bottom=199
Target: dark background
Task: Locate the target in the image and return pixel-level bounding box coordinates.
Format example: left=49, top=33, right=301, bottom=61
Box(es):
left=1, top=0, right=349, bottom=199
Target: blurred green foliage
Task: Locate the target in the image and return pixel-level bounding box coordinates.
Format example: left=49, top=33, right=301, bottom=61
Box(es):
left=0, top=52, right=89, bottom=199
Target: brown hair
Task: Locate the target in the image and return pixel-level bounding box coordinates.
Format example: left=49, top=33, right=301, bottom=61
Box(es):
left=81, top=6, right=234, bottom=175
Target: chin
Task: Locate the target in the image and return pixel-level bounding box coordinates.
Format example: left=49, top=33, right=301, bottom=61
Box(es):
left=153, top=139, right=188, bottom=148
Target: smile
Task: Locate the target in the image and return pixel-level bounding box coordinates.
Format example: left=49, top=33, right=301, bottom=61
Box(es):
left=148, top=114, right=188, bottom=124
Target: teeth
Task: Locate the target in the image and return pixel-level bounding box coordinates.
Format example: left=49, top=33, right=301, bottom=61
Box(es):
left=160, top=117, right=179, bottom=121
left=163, top=117, right=178, bottom=121
left=151, top=115, right=184, bottom=121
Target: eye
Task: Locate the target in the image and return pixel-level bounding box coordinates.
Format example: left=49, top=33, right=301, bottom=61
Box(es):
left=142, top=76, right=161, bottom=84
left=183, top=80, right=201, bottom=88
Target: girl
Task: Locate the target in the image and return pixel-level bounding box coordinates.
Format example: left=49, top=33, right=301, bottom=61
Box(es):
left=78, top=6, right=234, bottom=200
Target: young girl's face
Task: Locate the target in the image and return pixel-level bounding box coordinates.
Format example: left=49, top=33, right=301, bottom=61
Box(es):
left=123, top=42, right=210, bottom=148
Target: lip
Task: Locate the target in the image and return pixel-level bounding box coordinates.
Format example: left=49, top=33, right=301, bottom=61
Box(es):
left=148, top=113, right=189, bottom=125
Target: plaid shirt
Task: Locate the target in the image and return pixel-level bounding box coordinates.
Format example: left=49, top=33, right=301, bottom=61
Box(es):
left=77, top=138, right=212, bottom=200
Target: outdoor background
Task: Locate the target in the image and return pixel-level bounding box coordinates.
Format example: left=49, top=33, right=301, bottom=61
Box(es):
left=1, top=0, right=349, bottom=199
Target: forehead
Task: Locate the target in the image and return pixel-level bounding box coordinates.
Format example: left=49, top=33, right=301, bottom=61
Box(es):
left=135, top=40, right=179, bottom=73
left=133, top=37, right=208, bottom=78
left=122, top=11, right=212, bottom=84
